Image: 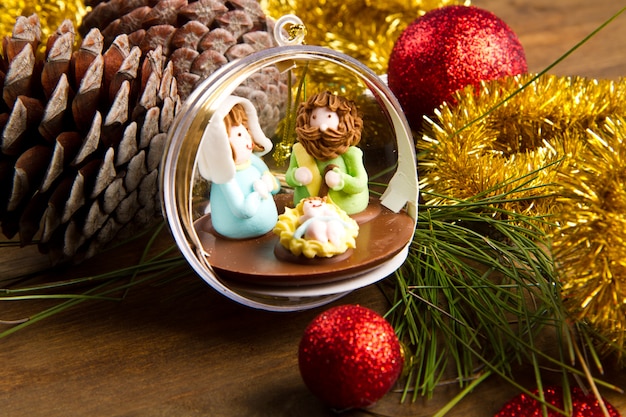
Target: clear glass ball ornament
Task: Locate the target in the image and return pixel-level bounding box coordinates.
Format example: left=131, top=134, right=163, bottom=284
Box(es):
left=161, top=16, right=418, bottom=311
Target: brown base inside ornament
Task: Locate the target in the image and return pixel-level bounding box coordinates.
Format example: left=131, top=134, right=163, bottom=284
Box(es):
left=193, top=194, right=414, bottom=286
left=273, top=244, right=355, bottom=265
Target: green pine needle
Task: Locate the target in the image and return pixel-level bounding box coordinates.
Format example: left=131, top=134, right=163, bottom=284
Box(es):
left=386, top=178, right=621, bottom=414
left=0, top=223, right=189, bottom=339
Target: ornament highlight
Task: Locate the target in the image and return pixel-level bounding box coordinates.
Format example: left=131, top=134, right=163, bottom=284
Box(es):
left=494, top=386, right=621, bottom=417
left=387, top=5, right=527, bottom=129
left=298, top=304, right=404, bottom=410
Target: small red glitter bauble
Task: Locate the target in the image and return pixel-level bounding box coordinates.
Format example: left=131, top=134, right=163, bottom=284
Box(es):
left=298, top=304, right=404, bottom=410
left=494, top=385, right=622, bottom=417
left=387, top=5, right=528, bottom=130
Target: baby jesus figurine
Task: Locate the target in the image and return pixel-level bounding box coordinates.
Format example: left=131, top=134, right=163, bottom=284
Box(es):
left=294, top=197, right=349, bottom=246
left=285, top=91, right=368, bottom=215
left=274, top=196, right=359, bottom=259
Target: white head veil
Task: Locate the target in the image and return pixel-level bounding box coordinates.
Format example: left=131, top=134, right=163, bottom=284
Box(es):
left=196, top=95, right=273, bottom=184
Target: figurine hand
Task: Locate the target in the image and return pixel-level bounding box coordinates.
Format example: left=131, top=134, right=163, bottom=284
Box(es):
left=262, top=172, right=278, bottom=193
left=253, top=179, right=270, bottom=199
left=295, top=167, right=313, bottom=185
left=325, top=168, right=343, bottom=189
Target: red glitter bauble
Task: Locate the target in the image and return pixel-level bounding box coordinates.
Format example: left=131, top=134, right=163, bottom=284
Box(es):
left=298, top=304, right=404, bottom=410
left=495, top=386, right=622, bottom=417
left=387, top=5, right=528, bottom=130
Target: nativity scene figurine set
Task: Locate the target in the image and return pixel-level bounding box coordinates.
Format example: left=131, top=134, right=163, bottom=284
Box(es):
left=196, top=90, right=368, bottom=262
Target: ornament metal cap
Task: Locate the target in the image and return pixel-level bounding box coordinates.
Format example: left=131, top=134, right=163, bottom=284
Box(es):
left=274, top=14, right=307, bottom=46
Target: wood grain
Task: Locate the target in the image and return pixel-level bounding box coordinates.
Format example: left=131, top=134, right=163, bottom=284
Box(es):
left=2, top=1, right=626, bottom=416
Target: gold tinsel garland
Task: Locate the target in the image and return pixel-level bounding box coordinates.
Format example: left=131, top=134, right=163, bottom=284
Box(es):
left=260, top=0, right=469, bottom=74
left=553, top=117, right=626, bottom=358
left=420, top=73, right=626, bottom=358
left=420, top=73, right=626, bottom=219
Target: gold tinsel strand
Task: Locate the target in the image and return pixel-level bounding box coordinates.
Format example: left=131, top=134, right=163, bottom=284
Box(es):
left=552, top=117, right=626, bottom=359
left=0, top=1, right=88, bottom=48
left=260, top=0, right=469, bottom=75
left=419, top=73, right=626, bottom=221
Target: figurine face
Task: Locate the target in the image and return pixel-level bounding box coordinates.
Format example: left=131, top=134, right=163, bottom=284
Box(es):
left=228, top=124, right=253, bottom=165
left=303, top=198, right=325, bottom=215
left=310, top=106, right=339, bottom=132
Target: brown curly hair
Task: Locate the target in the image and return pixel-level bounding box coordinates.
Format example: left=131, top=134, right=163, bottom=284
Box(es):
left=295, top=91, right=363, bottom=161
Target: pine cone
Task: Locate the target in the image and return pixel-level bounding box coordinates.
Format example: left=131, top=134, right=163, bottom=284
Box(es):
left=0, top=15, right=179, bottom=262
left=80, top=0, right=288, bottom=134
left=1, top=1, right=287, bottom=263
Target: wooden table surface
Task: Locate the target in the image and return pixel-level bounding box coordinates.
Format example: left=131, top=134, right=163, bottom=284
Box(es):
left=2, top=1, right=626, bottom=416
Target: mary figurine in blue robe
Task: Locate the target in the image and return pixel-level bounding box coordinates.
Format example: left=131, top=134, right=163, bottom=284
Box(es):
left=196, top=96, right=280, bottom=239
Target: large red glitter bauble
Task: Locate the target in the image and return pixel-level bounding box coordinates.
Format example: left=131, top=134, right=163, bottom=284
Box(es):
left=298, top=304, right=404, bottom=410
left=387, top=5, right=528, bottom=130
left=494, top=385, right=622, bottom=417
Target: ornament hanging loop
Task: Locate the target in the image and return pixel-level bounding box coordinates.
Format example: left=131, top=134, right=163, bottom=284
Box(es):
left=274, top=14, right=307, bottom=46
